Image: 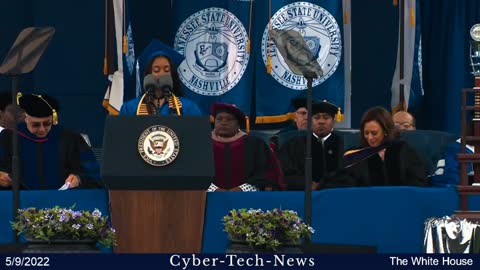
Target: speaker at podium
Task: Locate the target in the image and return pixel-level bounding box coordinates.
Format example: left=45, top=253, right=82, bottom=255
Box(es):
left=102, top=115, right=214, bottom=189
left=101, top=115, right=213, bottom=253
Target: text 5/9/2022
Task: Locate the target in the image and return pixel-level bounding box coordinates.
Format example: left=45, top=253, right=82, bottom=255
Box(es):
left=5, top=256, right=50, bottom=267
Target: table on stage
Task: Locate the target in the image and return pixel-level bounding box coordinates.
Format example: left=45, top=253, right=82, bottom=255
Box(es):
left=1, top=187, right=478, bottom=253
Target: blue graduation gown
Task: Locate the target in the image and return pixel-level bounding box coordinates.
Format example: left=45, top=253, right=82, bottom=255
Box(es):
left=0, top=124, right=100, bottom=189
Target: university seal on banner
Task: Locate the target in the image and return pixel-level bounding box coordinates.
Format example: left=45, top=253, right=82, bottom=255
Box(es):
left=138, top=125, right=180, bottom=166
left=174, top=7, right=249, bottom=96
left=261, top=2, right=342, bottom=90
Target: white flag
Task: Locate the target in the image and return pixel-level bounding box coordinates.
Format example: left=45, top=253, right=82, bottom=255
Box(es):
left=391, top=0, right=418, bottom=111
left=103, top=0, right=135, bottom=115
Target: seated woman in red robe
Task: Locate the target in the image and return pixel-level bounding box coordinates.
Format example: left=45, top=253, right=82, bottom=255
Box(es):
left=207, top=103, right=284, bottom=191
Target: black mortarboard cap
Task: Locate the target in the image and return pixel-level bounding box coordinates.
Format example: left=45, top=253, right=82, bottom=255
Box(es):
left=291, top=97, right=307, bottom=110
left=312, top=100, right=340, bottom=118
left=0, top=91, right=12, bottom=111
left=18, top=93, right=59, bottom=124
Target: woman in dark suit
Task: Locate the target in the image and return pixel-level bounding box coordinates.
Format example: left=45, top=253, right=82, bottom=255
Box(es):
left=325, top=107, right=429, bottom=188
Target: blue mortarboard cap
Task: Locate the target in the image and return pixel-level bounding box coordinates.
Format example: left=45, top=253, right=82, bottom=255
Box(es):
left=138, top=39, right=185, bottom=75
left=136, top=39, right=185, bottom=96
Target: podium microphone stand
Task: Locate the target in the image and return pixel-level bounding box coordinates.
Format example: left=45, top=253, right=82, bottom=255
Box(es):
left=268, top=29, right=323, bottom=229
left=303, top=71, right=318, bottom=227
left=0, top=27, right=55, bottom=244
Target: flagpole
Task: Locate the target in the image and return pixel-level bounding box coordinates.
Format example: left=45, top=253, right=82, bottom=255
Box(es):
left=304, top=74, right=315, bottom=231
left=342, top=0, right=352, bottom=128
left=11, top=76, right=20, bottom=243
left=399, top=0, right=405, bottom=111
left=391, top=0, right=407, bottom=114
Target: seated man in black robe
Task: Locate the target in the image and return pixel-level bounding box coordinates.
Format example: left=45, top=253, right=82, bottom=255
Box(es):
left=207, top=103, right=284, bottom=192
left=0, top=93, right=100, bottom=189
left=278, top=99, right=344, bottom=190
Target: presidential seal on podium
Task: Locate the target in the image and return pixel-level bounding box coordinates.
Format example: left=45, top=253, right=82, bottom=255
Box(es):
left=138, top=125, right=180, bottom=166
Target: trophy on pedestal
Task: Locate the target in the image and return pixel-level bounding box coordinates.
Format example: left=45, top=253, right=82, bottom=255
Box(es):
left=469, top=24, right=480, bottom=186
left=454, top=23, right=480, bottom=221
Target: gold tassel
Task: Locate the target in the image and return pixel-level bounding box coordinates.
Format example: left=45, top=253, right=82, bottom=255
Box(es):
left=335, top=108, right=344, bottom=122
left=123, top=35, right=127, bottom=54
left=409, top=7, right=415, bottom=27
left=173, top=95, right=181, bottom=116
left=393, top=0, right=398, bottom=6
left=16, top=92, right=22, bottom=105
left=34, top=94, right=59, bottom=124
left=103, top=56, right=108, bottom=75
left=245, top=116, right=250, bottom=133
left=266, top=55, right=272, bottom=74
left=52, top=109, right=58, bottom=125
left=247, top=40, right=251, bottom=54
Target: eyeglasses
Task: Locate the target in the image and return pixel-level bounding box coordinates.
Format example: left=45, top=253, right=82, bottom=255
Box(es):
left=394, top=122, right=414, bottom=129
left=295, top=110, right=307, bottom=116
left=30, top=121, right=52, bottom=128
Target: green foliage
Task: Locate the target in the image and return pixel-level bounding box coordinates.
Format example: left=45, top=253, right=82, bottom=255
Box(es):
left=11, top=206, right=116, bottom=248
left=223, top=208, right=314, bottom=251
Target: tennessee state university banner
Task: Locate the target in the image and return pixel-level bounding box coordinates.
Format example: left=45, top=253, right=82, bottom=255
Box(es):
left=172, top=0, right=253, bottom=116
left=254, top=0, right=345, bottom=124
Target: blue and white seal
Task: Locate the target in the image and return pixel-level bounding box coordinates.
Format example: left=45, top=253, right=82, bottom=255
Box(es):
left=174, top=7, right=250, bottom=96
left=261, top=2, right=342, bottom=90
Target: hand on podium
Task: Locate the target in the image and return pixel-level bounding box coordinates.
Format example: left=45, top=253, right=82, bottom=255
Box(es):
left=65, top=173, right=80, bottom=188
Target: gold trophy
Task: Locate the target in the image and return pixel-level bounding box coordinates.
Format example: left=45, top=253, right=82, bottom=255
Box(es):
left=455, top=24, right=480, bottom=221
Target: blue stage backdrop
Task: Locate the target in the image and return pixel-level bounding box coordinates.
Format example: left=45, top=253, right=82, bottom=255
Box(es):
left=254, top=0, right=345, bottom=125
left=419, top=0, right=480, bottom=133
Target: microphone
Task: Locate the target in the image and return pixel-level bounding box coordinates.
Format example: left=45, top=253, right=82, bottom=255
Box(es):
left=143, top=74, right=174, bottom=97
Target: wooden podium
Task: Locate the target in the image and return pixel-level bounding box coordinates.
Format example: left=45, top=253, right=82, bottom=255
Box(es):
left=101, top=116, right=214, bottom=253
left=109, top=190, right=206, bottom=253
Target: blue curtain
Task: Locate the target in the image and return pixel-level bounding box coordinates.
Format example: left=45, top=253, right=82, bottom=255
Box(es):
left=419, top=0, right=480, bottom=134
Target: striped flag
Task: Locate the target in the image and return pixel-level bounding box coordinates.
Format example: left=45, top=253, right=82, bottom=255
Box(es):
left=391, top=0, right=423, bottom=114
left=103, top=0, right=135, bottom=115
